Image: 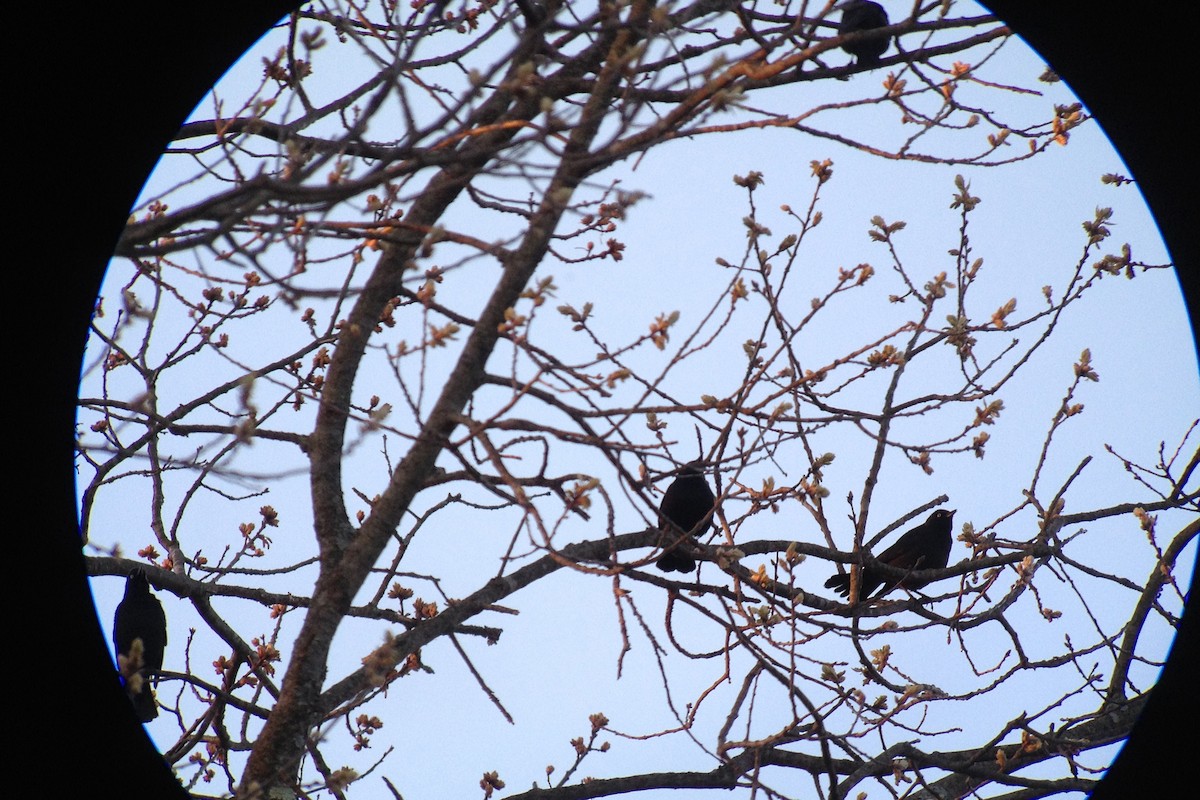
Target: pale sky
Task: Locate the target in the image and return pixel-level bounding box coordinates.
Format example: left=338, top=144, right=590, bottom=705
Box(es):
left=78, top=3, right=1197, bottom=797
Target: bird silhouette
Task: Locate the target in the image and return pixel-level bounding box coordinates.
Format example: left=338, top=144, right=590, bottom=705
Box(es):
left=654, top=461, right=716, bottom=573
left=836, top=0, right=890, bottom=67
left=825, top=509, right=956, bottom=600
left=514, top=0, right=547, bottom=26
left=113, top=568, right=167, bottom=722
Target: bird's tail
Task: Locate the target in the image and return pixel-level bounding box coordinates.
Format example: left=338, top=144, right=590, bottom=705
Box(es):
left=130, top=680, right=159, bottom=722
left=823, top=573, right=852, bottom=597
left=118, top=643, right=160, bottom=722
left=656, top=550, right=695, bottom=573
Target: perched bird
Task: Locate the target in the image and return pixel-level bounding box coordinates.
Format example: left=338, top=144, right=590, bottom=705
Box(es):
left=654, top=461, right=716, bottom=573
left=836, top=0, right=891, bottom=67
left=514, top=0, right=548, bottom=26
left=113, top=568, right=168, bottom=722
left=825, top=509, right=956, bottom=600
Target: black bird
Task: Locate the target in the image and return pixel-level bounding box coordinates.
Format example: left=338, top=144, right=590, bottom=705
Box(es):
left=825, top=509, right=956, bottom=600
left=836, top=0, right=890, bottom=67
left=654, top=461, right=716, bottom=573
left=514, top=0, right=548, bottom=26
left=113, top=568, right=167, bottom=722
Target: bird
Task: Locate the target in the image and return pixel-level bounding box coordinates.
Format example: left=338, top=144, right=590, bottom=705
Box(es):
left=836, top=0, right=891, bottom=67
left=113, top=568, right=168, bottom=722
left=824, top=508, right=956, bottom=600
left=654, top=460, right=716, bottom=573
left=514, top=0, right=548, bottom=26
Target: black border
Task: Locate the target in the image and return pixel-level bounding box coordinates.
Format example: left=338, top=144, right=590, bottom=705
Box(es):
left=28, top=1, right=1195, bottom=794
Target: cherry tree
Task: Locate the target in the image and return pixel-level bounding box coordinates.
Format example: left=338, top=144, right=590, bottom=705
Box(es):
left=76, top=2, right=1195, bottom=798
